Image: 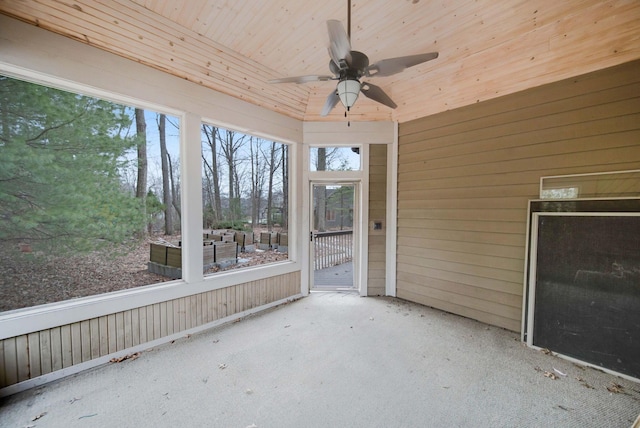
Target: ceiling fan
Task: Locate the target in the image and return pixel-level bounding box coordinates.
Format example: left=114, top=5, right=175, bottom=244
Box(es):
left=268, top=2, right=439, bottom=116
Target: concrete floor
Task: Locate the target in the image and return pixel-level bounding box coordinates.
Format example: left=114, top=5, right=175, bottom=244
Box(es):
left=1, top=292, right=639, bottom=427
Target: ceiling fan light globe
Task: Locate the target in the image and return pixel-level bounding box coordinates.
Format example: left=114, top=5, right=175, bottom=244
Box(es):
left=337, top=78, right=361, bottom=109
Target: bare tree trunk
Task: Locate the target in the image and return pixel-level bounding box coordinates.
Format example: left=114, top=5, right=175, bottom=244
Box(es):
left=202, top=125, right=222, bottom=223
left=266, top=141, right=278, bottom=230
left=281, top=144, right=288, bottom=230
left=220, top=129, right=245, bottom=224
left=315, top=147, right=327, bottom=231
left=135, top=108, right=147, bottom=200
left=226, top=131, right=236, bottom=223
left=135, top=108, right=148, bottom=236
left=167, top=152, right=181, bottom=219
left=249, top=137, right=266, bottom=229
left=249, top=137, right=257, bottom=228
left=158, top=113, right=173, bottom=235
left=202, top=158, right=215, bottom=227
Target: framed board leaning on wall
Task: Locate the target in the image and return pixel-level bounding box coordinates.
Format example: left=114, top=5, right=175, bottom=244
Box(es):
left=523, top=199, right=640, bottom=381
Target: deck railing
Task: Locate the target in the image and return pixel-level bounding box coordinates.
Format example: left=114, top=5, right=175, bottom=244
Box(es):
left=313, top=230, right=353, bottom=270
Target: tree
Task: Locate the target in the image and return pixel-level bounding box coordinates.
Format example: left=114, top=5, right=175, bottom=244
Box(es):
left=135, top=108, right=147, bottom=200
left=158, top=113, right=173, bottom=235
left=219, top=128, right=246, bottom=226
left=248, top=136, right=266, bottom=228
left=168, top=154, right=181, bottom=222
left=134, top=108, right=147, bottom=237
left=163, top=116, right=181, bottom=224
left=314, top=148, right=327, bottom=231
left=326, top=185, right=353, bottom=229
left=201, top=124, right=222, bottom=226
left=0, top=75, right=143, bottom=253
left=281, top=144, right=288, bottom=230
left=264, top=141, right=281, bottom=230
left=146, top=189, right=164, bottom=234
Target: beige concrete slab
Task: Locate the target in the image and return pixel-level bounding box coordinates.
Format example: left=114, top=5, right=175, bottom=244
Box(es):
left=1, top=293, right=639, bottom=427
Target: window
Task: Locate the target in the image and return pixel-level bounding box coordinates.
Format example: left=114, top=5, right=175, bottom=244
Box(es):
left=201, top=124, right=289, bottom=275
left=540, top=187, right=579, bottom=199
left=540, top=170, right=640, bottom=199
left=310, top=146, right=360, bottom=171
left=0, top=75, right=181, bottom=312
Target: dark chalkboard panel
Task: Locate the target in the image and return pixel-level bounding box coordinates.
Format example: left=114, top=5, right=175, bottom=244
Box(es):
left=532, top=213, right=640, bottom=379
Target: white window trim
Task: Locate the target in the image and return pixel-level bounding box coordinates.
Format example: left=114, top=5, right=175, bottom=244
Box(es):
left=0, top=17, right=304, bottom=339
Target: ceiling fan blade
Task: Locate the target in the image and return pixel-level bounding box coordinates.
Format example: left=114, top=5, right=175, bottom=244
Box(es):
left=269, top=75, right=334, bottom=84
left=321, top=89, right=340, bottom=116
left=360, top=82, right=397, bottom=109
left=366, top=52, right=439, bottom=77
left=327, top=20, right=352, bottom=68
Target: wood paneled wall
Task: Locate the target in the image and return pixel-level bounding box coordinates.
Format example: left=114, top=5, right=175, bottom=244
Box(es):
left=397, top=60, right=640, bottom=332
left=0, top=272, right=300, bottom=389
left=368, top=145, right=388, bottom=296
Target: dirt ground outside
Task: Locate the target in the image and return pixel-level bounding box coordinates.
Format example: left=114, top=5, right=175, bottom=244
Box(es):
left=0, top=233, right=288, bottom=313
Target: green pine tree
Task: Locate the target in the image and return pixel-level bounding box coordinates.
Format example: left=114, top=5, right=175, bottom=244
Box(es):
left=0, top=75, right=146, bottom=254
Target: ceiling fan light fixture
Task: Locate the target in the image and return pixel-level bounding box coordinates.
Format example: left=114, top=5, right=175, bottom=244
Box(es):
left=337, top=78, right=361, bottom=110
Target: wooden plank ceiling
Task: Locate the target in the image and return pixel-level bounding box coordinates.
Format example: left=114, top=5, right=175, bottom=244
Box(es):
left=1, top=0, right=639, bottom=123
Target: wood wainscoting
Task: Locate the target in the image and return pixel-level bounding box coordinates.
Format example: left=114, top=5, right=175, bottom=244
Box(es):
left=0, top=271, right=301, bottom=391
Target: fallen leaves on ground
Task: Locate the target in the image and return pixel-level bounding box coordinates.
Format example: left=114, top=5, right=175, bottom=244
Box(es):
left=109, top=352, right=141, bottom=363
left=607, top=382, right=624, bottom=394
left=534, top=366, right=558, bottom=380
left=31, top=412, right=47, bottom=421
left=1, top=235, right=288, bottom=312
left=575, top=377, right=595, bottom=389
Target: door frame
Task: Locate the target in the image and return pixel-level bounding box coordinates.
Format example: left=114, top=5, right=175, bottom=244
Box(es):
left=301, top=143, right=369, bottom=297
left=309, top=181, right=360, bottom=292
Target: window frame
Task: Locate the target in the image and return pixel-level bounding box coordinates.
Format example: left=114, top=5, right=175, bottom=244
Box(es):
left=198, top=120, right=294, bottom=281
left=0, top=61, right=301, bottom=340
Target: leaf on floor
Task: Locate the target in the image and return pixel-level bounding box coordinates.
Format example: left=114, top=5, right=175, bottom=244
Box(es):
left=575, top=377, right=595, bottom=389
left=109, top=352, right=141, bottom=363
left=31, top=412, right=47, bottom=421
left=607, top=382, right=624, bottom=394
left=543, top=371, right=558, bottom=380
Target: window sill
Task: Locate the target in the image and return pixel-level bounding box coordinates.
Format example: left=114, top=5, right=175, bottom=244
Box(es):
left=0, top=260, right=301, bottom=339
